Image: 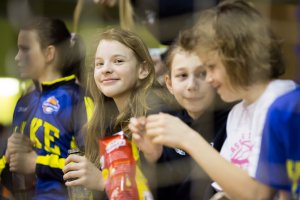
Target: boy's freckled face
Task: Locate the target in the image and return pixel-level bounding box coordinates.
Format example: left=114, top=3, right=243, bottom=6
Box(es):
left=167, top=51, right=215, bottom=119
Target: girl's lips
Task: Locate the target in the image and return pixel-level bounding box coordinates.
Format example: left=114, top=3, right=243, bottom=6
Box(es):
left=101, top=78, right=119, bottom=84
left=212, top=83, right=221, bottom=91
left=216, top=86, right=222, bottom=94
left=17, top=64, right=28, bottom=72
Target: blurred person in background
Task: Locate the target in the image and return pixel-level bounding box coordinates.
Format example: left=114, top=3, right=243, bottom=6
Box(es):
left=1, top=17, right=92, bottom=200
left=149, top=48, right=167, bottom=86
left=94, top=0, right=219, bottom=45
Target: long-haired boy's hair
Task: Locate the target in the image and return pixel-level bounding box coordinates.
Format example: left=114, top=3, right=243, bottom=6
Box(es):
left=180, top=0, right=285, bottom=88
left=85, top=28, right=155, bottom=166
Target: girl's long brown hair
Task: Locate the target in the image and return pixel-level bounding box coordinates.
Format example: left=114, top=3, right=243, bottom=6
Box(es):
left=85, top=28, right=155, bottom=166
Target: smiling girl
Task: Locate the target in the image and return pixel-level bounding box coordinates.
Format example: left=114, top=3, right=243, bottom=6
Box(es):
left=63, top=28, right=165, bottom=197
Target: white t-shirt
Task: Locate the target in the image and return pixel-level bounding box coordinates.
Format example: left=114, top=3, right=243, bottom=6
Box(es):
left=220, top=80, right=296, bottom=177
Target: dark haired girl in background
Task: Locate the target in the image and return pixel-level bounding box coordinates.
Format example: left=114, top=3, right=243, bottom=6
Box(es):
left=1, top=17, right=93, bottom=200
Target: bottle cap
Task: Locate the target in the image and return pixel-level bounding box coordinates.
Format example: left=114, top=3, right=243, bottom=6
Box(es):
left=68, top=148, right=81, bottom=155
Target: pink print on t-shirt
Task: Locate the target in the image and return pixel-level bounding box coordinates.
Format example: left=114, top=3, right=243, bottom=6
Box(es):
left=230, top=137, right=254, bottom=168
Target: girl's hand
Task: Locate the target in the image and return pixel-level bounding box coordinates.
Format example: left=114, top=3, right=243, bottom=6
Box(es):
left=129, top=117, right=162, bottom=163
left=63, top=155, right=104, bottom=191
left=9, top=151, right=37, bottom=174
left=129, top=117, right=147, bottom=136
left=145, top=113, right=195, bottom=150
left=6, top=133, right=34, bottom=162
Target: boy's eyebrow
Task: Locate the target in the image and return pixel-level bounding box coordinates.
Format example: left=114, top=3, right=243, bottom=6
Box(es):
left=197, top=63, right=205, bottom=69
left=174, top=64, right=205, bottom=71
left=202, top=61, right=214, bottom=67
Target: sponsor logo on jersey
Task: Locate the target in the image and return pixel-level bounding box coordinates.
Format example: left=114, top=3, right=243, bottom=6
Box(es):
left=17, top=106, right=28, bottom=112
left=42, top=96, right=60, bottom=114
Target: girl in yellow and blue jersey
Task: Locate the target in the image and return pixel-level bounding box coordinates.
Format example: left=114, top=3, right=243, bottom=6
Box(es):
left=0, top=17, right=93, bottom=200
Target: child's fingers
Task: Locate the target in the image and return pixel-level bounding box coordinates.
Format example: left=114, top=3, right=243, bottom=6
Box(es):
left=137, top=116, right=146, bottom=125
left=63, top=169, right=81, bottom=181
left=146, top=114, right=159, bottom=122
left=129, top=117, right=139, bottom=126
left=64, top=155, right=84, bottom=169
left=129, top=120, right=146, bottom=135
left=146, top=125, right=166, bottom=138
left=136, top=122, right=146, bottom=131
left=152, top=136, right=164, bottom=145
left=63, top=161, right=81, bottom=174
left=66, top=154, right=83, bottom=163
left=131, top=117, right=145, bottom=128
left=128, top=123, right=139, bottom=133
left=65, top=179, right=78, bottom=186
left=9, top=154, right=18, bottom=171
left=132, top=133, right=141, bottom=141
left=145, top=120, right=163, bottom=131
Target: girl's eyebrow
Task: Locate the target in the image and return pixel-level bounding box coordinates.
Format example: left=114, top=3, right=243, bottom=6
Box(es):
left=112, top=54, right=126, bottom=57
left=18, top=44, right=28, bottom=49
left=95, top=54, right=126, bottom=60
left=174, top=67, right=187, bottom=71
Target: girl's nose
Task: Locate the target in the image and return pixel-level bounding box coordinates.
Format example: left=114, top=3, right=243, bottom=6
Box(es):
left=101, top=62, right=113, bottom=74
left=205, top=73, right=213, bottom=83
left=15, top=50, right=21, bottom=62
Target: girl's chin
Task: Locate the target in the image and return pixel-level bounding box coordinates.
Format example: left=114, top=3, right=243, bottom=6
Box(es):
left=219, top=94, right=239, bottom=103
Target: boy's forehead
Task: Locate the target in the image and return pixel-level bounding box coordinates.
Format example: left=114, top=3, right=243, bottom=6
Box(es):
left=196, top=49, right=219, bottom=63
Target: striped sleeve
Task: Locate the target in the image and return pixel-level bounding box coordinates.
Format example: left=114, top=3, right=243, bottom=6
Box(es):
left=0, top=156, right=6, bottom=174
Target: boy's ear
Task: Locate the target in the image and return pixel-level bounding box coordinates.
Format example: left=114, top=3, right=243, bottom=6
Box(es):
left=138, top=62, right=150, bottom=80
left=165, top=74, right=174, bottom=95
left=44, top=45, right=56, bottom=63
